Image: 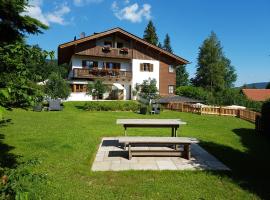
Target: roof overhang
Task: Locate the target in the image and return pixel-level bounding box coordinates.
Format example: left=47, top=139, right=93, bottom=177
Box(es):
left=58, top=27, right=190, bottom=65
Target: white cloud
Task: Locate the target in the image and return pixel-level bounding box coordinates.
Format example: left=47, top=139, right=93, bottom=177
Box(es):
left=23, top=0, right=71, bottom=26
left=111, top=1, right=151, bottom=23
left=73, top=0, right=103, bottom=7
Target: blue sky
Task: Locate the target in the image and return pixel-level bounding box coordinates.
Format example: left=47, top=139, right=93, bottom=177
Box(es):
left=26, top=0, right=270, bottom=86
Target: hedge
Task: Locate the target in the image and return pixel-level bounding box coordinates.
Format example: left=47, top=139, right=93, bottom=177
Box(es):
left=83, top=101, right=140, bottom=111
left=261, top=100, right=270, bottom=135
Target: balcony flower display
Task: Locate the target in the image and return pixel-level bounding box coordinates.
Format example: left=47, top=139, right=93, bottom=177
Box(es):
left=102, top=45, right=111, bottom=52
left=120, top=47, right=128, bottom=54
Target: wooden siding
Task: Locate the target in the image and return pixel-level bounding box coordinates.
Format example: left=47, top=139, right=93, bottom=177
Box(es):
left=159, top=61, right=176, bottom=96
left=75, top=41, right=132, bottom=60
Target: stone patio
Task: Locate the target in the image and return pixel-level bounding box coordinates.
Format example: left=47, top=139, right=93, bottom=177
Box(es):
left=91, top=137, right=230, bottom=171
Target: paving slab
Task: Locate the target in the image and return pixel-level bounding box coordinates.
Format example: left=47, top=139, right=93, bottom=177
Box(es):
left=91, top=137, right=230, bottom=171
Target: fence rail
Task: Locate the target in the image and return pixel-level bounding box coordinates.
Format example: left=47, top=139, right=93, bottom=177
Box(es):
left=165, top=103, right=261, bottom=123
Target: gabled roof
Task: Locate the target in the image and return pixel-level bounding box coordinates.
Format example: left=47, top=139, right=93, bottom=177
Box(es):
left=242, top=89, right=270, bottom=101
left=58, top=27, right=189, bottom=65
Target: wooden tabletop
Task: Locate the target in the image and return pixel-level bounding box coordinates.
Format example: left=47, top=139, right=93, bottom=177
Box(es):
left=116, top=119, right=187, bottom=125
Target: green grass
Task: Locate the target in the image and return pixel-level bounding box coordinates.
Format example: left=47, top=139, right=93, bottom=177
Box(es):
left=1, top=102, right=269, bottom=199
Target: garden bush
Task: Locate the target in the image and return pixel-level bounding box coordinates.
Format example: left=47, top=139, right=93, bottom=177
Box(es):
left=260, top=100, right=270, bottom=135
left=83, top=101, right=140, bottom=111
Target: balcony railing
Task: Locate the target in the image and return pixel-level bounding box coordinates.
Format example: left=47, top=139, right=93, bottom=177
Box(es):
left=73, top=68, right=132, bottom=79
left=76, top=46, right=132, bottom=59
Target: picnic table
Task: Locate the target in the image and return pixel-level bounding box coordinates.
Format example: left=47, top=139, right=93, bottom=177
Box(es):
left=116, top=119, right=186, bottom=137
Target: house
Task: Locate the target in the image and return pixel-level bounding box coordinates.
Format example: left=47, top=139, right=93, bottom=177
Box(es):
left=242, top=89, right=270, bottom=102
left=58, top=27, right=189, bottom=101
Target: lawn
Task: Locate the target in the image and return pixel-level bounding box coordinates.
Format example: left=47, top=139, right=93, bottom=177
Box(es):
left=1, top=102, right=269, bottom=199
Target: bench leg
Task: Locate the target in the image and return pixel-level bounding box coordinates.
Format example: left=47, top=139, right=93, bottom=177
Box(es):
left=128, top=144, right=132, bottom=160
left=183, top=144, right=190, bottom=160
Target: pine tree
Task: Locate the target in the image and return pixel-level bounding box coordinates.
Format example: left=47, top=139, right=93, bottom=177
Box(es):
left=192, top=32, right=236, bottom=91
left=163, top=33, right=173, bottom=53
left=0, top=0, right=48, bottom=44
left=157, top=42, right=163, bottom=48
left=176, top=65, right=189, bottom=87
left=143, top=20, right=158, bottom=45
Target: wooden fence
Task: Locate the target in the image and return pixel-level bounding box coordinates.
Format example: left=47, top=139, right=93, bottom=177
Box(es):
left=165, top=102, right=261, bottom=123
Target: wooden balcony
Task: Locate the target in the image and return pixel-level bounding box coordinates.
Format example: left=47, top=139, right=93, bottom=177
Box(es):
left=76, top=46, right=132, bottom=59
left=73, top=68, right=132, bottom=79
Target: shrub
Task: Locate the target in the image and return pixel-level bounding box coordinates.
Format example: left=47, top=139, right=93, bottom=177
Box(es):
left=44, top=72, right=71, bottom=99
left=175, top=86, right=209, bottom=101
left=261, top=100, right=270, bottom=135
left=83, top=101, right=140, bottom=111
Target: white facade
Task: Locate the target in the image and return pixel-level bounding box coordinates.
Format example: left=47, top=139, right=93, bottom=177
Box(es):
left=67, top=56, right=159, bottom=101
left=131, top=59, right=159, bottom=89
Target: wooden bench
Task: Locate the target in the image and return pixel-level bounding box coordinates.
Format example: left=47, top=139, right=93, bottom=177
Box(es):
left=118, top=137, right=198, bottom=160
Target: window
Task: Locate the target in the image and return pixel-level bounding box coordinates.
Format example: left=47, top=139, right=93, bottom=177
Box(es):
left=168, top=85, right=174, bottom=94
left=82, top=60, right=98, bottom=69
left=117, top=42, right=123, bottom=48
left=168, top=65, right=174, bottom=73
left=75, top=84, right=86, bottom=92
left=140, top=63, right=153, bottom=72
left=104, top=41, right=112, bottom=47
left=106, top=62, right=120, bottom=70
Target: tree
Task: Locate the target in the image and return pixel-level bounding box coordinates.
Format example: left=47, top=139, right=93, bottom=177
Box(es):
left=0, top=0, right=48, bottom=44
left=0, top=0, right=48, bottom=107
left=87, top=80, right=108, bottom=100
left=192, top=32, right=236, bottom=91
left=266, top=82, right=270, bottom=89
left=44, top=72, right=71, bottom=99
left=163, top=33, right=173, bottom=53
left=157, top=42, right=163, bottom=48
left=224, top=57, right=237, bottom=88
left=143, top=20, right=158, bottom=45
left=176, top=65, right=189, bottom=87
left=139, top=78, right=158, bottom=99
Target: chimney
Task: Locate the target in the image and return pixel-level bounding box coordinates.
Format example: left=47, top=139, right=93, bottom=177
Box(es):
left=80, top=32, right=85, bottom=38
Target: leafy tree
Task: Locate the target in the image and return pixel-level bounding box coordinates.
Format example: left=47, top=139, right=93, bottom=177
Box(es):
left=44, top=72, right=71, bottom=99
left=0, top=0, right=48, bottom=44
left=0, top=42, right=46, bottom=107
left=175, top=86, right=209, bottom=101
left=265, top=82, right=270, bottom=89
left=139, top=78, right=158, bottom=99
left=163, top=33, right=173, bottom=53
left=192, top=32, right=236, bottom=91
left=176, top=65, right=189, bottom=87
left=157, top=42, right=163, bottom=48
left=143, top=20, right=159, bottom=45
left=87, top=80, right=108, bottom=100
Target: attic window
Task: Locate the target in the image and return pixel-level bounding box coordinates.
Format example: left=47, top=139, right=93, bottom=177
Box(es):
left=104, top=41, right=112, bottom=47
left=117, top=42, right=123, bottom=48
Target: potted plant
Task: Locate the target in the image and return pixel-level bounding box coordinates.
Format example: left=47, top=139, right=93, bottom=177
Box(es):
left=102, top=45, right=111, bottom=52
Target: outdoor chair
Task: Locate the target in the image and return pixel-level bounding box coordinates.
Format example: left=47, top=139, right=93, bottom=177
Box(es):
left=33, top=104, right=43, bottom=112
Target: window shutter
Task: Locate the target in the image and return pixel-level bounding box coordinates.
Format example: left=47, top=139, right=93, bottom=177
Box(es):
left=150, top=64, right=153, bottom=72
left=140, top=63, right=143, bottom=71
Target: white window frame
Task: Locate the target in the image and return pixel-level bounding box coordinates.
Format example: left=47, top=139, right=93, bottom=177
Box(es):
left=168, top=85, right=174, bottom=94
left=168, top=65, right=174, bottom=73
